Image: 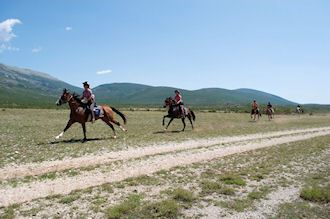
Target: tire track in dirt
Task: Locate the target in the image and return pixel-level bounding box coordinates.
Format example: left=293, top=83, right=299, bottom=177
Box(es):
left=1, top=126, right=330, bottom=181
left=0, top=127, right=330, bottom=207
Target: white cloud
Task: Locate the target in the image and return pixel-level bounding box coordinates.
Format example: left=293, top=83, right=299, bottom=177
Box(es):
left=0, top=44, right=19, bottom=53
left=96, top=69, right=112, bottom=75
left=65, top=26, right=72, bottom=31
left=0, top=19, right=22, bottom=42
left=0, top=18, right=21, bottom=52
left=32, top=46, right=42, bottom=53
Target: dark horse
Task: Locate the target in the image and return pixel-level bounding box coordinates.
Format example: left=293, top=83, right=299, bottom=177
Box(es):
left=55, top=89, right=127, bottom=141
left=251, top=108, right=261, bottom=120
left=162, top=97, right=196, bottom=131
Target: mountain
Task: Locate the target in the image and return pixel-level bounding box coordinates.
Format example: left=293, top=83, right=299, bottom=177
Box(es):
left=0, top=63, right=81, bottom=108
left=0, top=63, right=300, bottom=108
left=93, top=84, right=296, bottom=106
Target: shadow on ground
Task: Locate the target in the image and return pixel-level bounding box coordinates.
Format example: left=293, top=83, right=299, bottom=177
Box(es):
left=153, top=130, right=192, bottom=134
left=48, top=137, right=107, bottom=144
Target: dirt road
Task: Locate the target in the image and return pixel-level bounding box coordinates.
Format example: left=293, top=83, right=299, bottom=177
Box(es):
left=0, top=126, right=329, bottom=207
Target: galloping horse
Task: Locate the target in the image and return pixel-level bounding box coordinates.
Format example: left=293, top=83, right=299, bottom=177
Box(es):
left=266, top=108, right=274, bottom=121
left=296, top=106, right=304, bottom=115
left=55, top=89, right=127, bottom=141
left=251, top=108, right=261, bottom=120
left=163, top=97, right=196, bottom=131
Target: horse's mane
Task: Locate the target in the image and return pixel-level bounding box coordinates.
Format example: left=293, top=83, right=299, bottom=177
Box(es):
left=72, top=92, right=82, bottom=104
left=165, top=97, right=176, bottom=105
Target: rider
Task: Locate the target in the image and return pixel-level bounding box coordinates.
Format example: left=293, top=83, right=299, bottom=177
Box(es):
left=174, top=90, right=185, bottom=117
left=81, top=81, right=96, bottom=123
left=267, top=102, right=274, bottom=113
left=251, top=99, right=259, bottom=115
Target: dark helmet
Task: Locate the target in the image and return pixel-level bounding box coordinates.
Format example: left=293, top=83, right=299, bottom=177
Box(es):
left=175, top=90, right=181, bottom=94
left=83, top=81, right=90, bottom=87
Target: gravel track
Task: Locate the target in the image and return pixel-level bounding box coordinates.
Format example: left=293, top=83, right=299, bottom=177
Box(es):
left=0, top=126, right=329, bottom=207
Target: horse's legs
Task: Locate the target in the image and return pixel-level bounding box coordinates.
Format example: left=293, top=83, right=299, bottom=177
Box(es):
left=81, top=123, right=87, bottom=141
left=165, top=118, right=174, bottom=130
left=188, top=114, right=194, bottom=130
left=55, top=119, right=75, bottom=139
left=181, top=118, right=186, bottom=131
left=112, top=120, right=127, bottom=132
left=163, top=115, right=169, bottom=126
left=101, top=118, right=117, bottom=138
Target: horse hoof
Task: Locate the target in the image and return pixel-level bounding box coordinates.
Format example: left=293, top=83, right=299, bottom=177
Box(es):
left=113, top=136, right=117, bottom=139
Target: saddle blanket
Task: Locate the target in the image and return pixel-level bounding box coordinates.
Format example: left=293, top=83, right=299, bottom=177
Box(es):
left=173, top=105, right=188, bottom=116
left=76, top=105, right=104, bottom=120
left=93, top=106, right=104, bottom=117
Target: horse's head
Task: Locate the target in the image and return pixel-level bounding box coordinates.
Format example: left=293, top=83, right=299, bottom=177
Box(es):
left=56, top=89, right=72, bottom=106
left=163, top=97, right=174, bottom=108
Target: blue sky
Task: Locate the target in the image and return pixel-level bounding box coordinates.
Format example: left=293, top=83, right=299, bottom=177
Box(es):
left=0, top=0, right=329, bottom=104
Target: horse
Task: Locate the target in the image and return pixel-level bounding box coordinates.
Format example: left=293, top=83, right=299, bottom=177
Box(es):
left=266, top=107, right=274, bottom=121
left=55, top=89, right=127, bottom=141
left=251, top=108, right=261, bottom=120
left=162, top=97, right=196, bottom=131
left=296, top=106, right=304, bottom=115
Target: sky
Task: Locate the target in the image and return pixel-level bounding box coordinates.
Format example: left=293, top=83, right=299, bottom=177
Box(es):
left=0, top=0, right=329, bottom=104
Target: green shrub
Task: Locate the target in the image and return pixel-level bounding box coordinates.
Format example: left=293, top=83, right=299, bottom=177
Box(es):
left=172, top=188, right=195, bottom=203
left=200, top=180, right=235, bottom=195
left=219, top=174, right=246, bottom=186
left=106, top=194, right=142, bottom=219
left=141, top=199, right=179, bottom=218
left=300, top=186, right=330, bottom=203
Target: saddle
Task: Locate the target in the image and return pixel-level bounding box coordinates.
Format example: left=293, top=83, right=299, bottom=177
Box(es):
left=77, top=103, right=104, bottom=120
left=173, top=105, right=187, bottom=117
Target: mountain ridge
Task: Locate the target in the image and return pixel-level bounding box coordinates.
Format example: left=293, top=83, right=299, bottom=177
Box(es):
left=1, top=62, right=327, bottom=109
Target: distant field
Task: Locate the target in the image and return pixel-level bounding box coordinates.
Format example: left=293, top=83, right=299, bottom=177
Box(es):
left=1, top=108, right=330, bottom=167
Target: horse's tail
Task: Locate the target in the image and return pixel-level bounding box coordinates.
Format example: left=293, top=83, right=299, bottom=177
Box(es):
left=111, top=107, right=127, bottom=124
left=190, top=109, right=196, bottom=121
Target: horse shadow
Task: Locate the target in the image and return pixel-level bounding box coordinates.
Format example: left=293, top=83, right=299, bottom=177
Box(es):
left=153, top=130, right=191, bottom=134
left=48, top=137, right=107, bottom=145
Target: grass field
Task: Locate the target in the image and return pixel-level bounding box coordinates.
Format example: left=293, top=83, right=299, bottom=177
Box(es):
left=1, top=108, right=330, bottom=167
left=0, top=109, right=329, bottom=218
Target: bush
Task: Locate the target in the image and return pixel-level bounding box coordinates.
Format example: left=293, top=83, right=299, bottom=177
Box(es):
left=106, top=194, right=142, bottom=219
left=172, top=188, right=195, bottom=203
left=219, top=174, right=246, bottom=186
left=300, top=186, right=330, bottom=203
left=200, top=180, right=235, bottom=195
left=141, top=199, right=179, bottom=218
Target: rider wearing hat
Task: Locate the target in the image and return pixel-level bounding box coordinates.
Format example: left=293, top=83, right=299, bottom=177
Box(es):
left=82, top=81, right=96, bottom=123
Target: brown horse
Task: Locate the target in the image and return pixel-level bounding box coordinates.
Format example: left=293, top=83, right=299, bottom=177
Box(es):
left=266, top=107, right=274, bottom=121
left=55, top=89, right=127, bottom=141
left=163, top=97, right=196, bottom=131
left=251, top=108, right=261, bottom=120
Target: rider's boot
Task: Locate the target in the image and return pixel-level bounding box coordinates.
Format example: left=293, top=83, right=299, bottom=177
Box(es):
left=90, top=103, right=96, bottom=123
left=91, top=111, right=95, bottom=123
